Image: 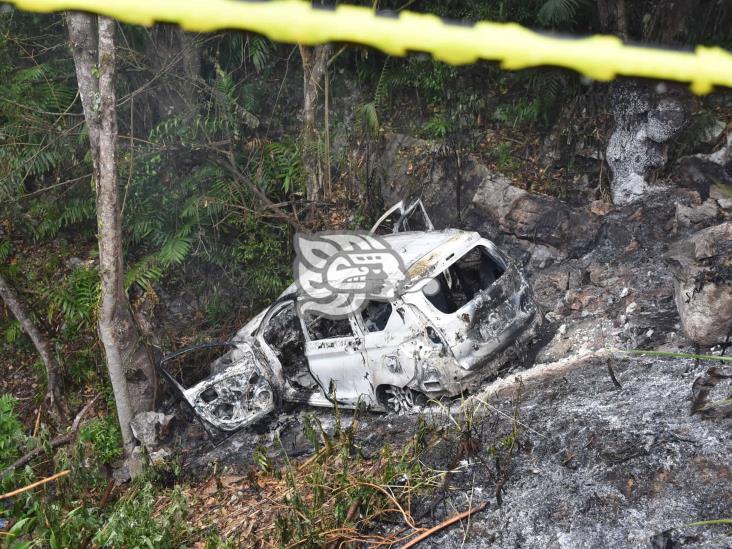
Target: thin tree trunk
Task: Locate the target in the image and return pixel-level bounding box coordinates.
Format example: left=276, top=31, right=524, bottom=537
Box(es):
left=596, top=0, right=627, bottom=39
left=299, top=44, right=332, bottom=203
left=68, top=13, right=156, bottom=472
left=0, top=273, right=68, bottom=421
left=145, top=26, right=201, bottom=120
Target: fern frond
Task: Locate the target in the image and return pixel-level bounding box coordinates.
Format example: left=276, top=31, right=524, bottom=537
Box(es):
left=537, top=0, right=584, bottom=26
left=158, top=233, right=192, bottom=266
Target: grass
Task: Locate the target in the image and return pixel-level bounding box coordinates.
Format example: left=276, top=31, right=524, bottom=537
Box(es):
left=160, top=388, right=528, bottom=547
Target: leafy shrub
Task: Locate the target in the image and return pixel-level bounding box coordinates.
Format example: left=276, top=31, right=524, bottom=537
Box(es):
left=422, top=114, right=454, bottom=139
left=91, top=482, right=190, bottom=548
left=489, top=141, right=519, bottom=172
left=493, top=98, right=541, bottom=128
left=80, top=416, right=123, bottom=465
left=0, top=394, right=25, bottom=469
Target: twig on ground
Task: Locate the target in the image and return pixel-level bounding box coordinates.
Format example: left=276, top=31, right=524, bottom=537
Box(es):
left=400, top=501, right=488, bottom=548
left=0, top=470, right=69, bottom=500
left=1, top=396, right=99, bottom=479
left=607, top=357, right=622, bottom=389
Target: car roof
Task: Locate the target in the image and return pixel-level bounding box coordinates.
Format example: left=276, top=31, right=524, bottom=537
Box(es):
left=300, top=228, right=482, bottom=300
left=236, top=228, right=485, bottom=337
left=379, top=229, right=483, bottom=284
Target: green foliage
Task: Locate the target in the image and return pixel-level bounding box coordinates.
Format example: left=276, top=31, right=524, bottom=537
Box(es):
left=0, top=14, right=84, bottom=222
left=489, top=141, right=519, bottom=172
left=421, top=114, right=454, bottom=139
left=261, top=140, right=304, bottom=194
left=493, top=98, right=541, bottom=128
left=355, top=57, right=391, bottom=136
left=44, top=265, right=100, bottom=334
left=272, top=411, right=438, bottom=547
left=4, top=320, right=24, bottom=346
left=0, top=240, right=12, bottom=263
left=0, top=394, right=25, bottom=469
left=80, top=416, right=123, bottom=465
left=27, top=197, right=96, bottom=241
left=385, top=56, right=458, bottom=105
left=537, top=0, right=586, bottom=26
left=92, top=483, right=190, bottom=548
left=4, top=478, right=192, bottom=549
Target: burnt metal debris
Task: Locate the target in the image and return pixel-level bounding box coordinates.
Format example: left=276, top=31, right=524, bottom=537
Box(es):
left=159, top=200, right=542, bottom=433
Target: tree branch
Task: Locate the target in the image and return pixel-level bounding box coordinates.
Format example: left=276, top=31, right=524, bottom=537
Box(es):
left=0, top=272, right=68, bottom=421
left=1, top=396, right=99, bottom=479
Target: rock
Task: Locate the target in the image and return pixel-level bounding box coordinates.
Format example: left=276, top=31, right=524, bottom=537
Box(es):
left=678, top=156, right=732, bottom=201
left=665, top=222, right=732, bottom=346
left=606, top=82, right=688, bottom=205
left=698, top=132, right=732, bottom=167
left=698, top=117, right=726, bottom=146
left=590, top=200, right=613, bottom=216
left=674, top=199, right=719, bottom=228
left=495, top=193, right=600, bottom=257
left=130, top=411, right=174, bottom=450
left=565, top=287, right=603, bottom=312
left=373, top=132, right=600, bottom=257
left=374, top=132, right=522, bottom=230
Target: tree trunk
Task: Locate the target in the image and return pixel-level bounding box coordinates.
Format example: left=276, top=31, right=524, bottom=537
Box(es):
left=596, top=0, right=627, bottom=39
left=145, top=25, right=201, bottom=121
left=68, top=13, right=156, bottom=471
left=597, top=0, right=691, bottom=205
left=299, top=44, right=332, bottom=203
left=0, top=273, right=68, bottom=422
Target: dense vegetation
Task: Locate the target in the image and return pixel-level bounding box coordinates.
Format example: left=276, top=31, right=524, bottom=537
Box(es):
left=0, top=0, right=729, bottom=545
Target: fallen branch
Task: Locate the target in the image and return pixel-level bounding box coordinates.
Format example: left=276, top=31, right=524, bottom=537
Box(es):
left=466, top=350, right=607, bottom=407
left=400, top=501, right=488, bottom=548
left=1, top=396, right=99, bottom=479
left=0, top=272, right=69, bottom=421
left=0, top=470, right=69, bottom=500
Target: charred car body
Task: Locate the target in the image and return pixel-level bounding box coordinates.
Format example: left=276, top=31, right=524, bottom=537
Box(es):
left=160, top=201, right=541, bottom=433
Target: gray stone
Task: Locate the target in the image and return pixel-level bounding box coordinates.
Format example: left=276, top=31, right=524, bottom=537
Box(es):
left=675, top=199, right=719, bottom=228
left=665, top=222, right=732, bottom=346
left=698, top=118, right=726, bottom=145
left=130, top=411, right=174, bottom=450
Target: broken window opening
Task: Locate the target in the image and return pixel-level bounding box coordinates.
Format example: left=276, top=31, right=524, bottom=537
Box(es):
left=262, top=303, right=313, bottom=389
left=161, top=343, right=240, bottom=389
left=304, top=312, right=354, bottom=340
left=423, top=246, right=505, bottom=314
left=360, top=301, right=393, bottom=332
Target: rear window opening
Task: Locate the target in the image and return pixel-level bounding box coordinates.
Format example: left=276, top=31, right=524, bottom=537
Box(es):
left=303, top=311, right=353, bottom=340
left=423, top=246, right=505, bottom=314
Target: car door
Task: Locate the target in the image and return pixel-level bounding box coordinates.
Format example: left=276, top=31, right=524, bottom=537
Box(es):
left=301, top=308, right=369, bottom=407
left=358, top=299, right=425, bottom=400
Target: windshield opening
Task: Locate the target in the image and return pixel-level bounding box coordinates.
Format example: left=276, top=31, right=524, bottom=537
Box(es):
left=423, top=246, right=505, bottom=314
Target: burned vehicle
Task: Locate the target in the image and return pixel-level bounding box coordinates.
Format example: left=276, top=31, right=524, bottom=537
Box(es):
left=160, top=201, right=541, bottom=433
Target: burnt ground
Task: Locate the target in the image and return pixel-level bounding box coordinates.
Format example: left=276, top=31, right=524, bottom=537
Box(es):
left=403, top=354, right=732, bottom=548
left=160, top=351, right=731, bottom=547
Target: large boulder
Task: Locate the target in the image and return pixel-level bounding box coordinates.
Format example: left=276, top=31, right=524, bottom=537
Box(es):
left=374, top=133, right=599, bottom=262
left=665, top=222, right=732, bottom=346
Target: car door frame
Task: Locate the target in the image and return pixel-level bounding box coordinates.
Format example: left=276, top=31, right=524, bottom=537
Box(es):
left=298, top=302, right=370, bottom=407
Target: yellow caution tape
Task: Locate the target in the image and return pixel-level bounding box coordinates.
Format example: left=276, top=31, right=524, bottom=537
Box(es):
left=4, top=0, right=732, bottom=94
